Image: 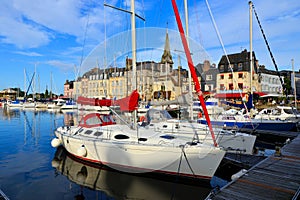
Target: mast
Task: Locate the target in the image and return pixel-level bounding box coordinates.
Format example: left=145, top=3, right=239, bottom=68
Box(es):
left=292, top=59, right=297, bottom=108
left=131, top=0, right=138, bottom=126
left=24, top=68, right=26, bottom=99
left=171, top=0, right=218, bottom=147
left=50, top=71, right=52, bottom=99
left=249, top=1, right=253, bottom=98
left=104, top=0, right=145, bottom=127
left=184, top=0, right=194, bottom=120
left=131, top=0, right=137, bottom=92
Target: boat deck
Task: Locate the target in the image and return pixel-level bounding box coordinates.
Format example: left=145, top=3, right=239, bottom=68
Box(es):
left=0, top=189, right=9, bottom=200
left=207, top=134, right=300, bottom=200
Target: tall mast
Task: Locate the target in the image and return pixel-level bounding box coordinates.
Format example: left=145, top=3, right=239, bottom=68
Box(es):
left=249, top=1, right=253, bottom=97
left=104, top=1, right=144, bottom=127
left=131, top=0, right=137, bottom=126
left=131, top=0, right=137, bottom=91
left=171, top=0, right=218, bottom=147
left=184, top=0, right=194, bottom=120
left=24, top=68, right=26, bottom=99
left=292, top=59, right=297, bottom=108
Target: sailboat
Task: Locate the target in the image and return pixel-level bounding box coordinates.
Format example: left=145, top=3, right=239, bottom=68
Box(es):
left=198, top=1, right=299, bottom=132
left=51, top=0, right=225, bottom=182
left=51, top=90, right=225, bottom=180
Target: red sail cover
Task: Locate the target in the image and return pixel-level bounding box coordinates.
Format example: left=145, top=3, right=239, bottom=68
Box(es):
left=115, top=90, right=139, bottom=111
left=77, top=90, right=139, bottom=112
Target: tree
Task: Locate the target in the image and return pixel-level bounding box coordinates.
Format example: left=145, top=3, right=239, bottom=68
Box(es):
left=45, top=89, right=49, bottom=98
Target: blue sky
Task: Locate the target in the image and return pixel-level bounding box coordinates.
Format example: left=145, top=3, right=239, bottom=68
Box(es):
left=1, top=0, right=299, bottom=95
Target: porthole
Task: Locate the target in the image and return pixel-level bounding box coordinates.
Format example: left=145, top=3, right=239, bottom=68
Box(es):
left=114, top=134, right=130, bottom=139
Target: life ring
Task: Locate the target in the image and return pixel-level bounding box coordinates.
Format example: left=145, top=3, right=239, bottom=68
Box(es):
left=139, top=115, right=145, bottom=122
left=243, top=94, right=249, bottom=102
left=198, top=112, right=203, bottom=118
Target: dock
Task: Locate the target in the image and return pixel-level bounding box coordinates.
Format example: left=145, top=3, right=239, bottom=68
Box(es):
left=207, top=134, right=300, bottom=200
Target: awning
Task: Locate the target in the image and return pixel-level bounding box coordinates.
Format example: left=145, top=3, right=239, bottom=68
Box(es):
left=214, top=93, right=242, bottom=98
left=214, top=92, right=267, bottom=98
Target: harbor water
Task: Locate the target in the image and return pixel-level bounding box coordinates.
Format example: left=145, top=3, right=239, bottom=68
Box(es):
left=0, top=108, right=219, bottom=200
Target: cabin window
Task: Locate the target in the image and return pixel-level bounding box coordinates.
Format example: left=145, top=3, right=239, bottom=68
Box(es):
left=94, top=131, right=103, bottom=136
left=86, top=117, right=102, bottom=126
left=79, top=129, right=84, bottom=133
left=163, top=125, right=168, bottom=128
left=84, top=130, right=93, bottom=135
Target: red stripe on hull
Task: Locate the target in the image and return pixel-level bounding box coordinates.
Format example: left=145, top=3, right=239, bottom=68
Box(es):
left=70, top=153, right=212, bottom=180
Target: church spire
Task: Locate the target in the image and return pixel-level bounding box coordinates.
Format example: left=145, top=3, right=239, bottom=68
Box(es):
left=161, top=28, right=174, bottom=64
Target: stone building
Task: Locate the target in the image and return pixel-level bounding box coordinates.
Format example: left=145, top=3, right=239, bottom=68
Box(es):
left=215, top=49, right=261, bottom=99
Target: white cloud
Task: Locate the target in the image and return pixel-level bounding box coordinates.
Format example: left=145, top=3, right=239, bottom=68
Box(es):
left=14, top=51, right=43, bottom=57
left=47, top=60, right=74, bottom=72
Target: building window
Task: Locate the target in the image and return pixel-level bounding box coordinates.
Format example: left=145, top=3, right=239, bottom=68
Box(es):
left=219, top=65, right=224, bottom=72
left=229, top=83, right=233, bottom=90
left=220, top=74, right=224, bottom=80
left=220, top=84, right=225, bottom=90
left=238, top=73, right=243, bottom=78
left=238, top=63, right=243, bottom=70
left=229, top=74, right=233, bottom=79
left=206, top=74, right=212, bottom=81
left=238, top=83, right=243, bottom=89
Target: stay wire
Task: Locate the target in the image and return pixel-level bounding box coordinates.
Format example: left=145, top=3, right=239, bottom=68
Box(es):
left=252, top=3, right=286, bottom=97
left=181, top=145, right=196, bottom=176
left=205, top=0, right=255, bottom=128
left=171, top=151, right=183, bottom=200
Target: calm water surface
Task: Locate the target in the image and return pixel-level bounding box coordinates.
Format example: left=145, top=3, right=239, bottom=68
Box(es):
left=0, top=108, right=215, bottom=200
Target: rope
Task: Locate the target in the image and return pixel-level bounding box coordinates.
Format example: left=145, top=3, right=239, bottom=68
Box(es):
left=180, top=145, right=196, bottom=176
left=252, top=3, right=286, bottom=97
left=171, top=150, right=183, bottom=200
left=79, top=13, right=89, bottom=69
left=205, top=0, right=254, bottom=126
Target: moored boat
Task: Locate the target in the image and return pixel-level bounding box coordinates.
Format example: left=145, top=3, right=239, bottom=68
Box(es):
left=51, top=106, right=225, bottom=180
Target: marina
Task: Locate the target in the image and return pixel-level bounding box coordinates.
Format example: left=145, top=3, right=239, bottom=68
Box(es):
left=1, top=100, right=299, bottom=199
left=1, top=1, right=300, bottom=200
left=0, top=108, right=218, bottom=199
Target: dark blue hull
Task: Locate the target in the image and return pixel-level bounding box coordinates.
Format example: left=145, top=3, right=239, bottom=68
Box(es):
left=198, top=119, right=298, bottom=132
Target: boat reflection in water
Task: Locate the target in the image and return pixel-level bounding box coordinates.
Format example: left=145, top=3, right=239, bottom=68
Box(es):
left=52, top=147, right=211, bottom=200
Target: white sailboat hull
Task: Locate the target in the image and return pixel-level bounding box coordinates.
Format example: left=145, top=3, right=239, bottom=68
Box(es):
left=54, top=125, right=225, bottom=179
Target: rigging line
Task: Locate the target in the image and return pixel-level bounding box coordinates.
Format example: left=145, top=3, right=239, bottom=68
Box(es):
left=172, top=0, right=218, bottom=147
left=171, top=151, right=183, bottom=200
left=104, top=0, right=107, bottom=70
left=193, top=0, right=204, bottom=50
left=205, top=0, right=253, bottom=120
left=180, top=145, right=196, bottom=176
left=79, top=13, right=90, bottom=69
left=252, top=3, right=286, bottom=96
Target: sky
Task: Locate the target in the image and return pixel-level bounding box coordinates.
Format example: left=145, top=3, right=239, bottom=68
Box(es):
left=1, top=0, right=299, bottom=95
